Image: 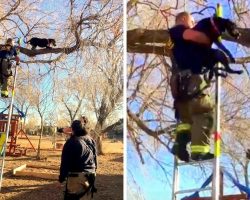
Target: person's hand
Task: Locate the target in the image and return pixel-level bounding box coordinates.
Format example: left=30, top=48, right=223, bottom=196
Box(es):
left=15, top=56, right=20, bottom=64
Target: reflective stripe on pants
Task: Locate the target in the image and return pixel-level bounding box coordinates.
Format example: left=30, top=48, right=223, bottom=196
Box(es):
left=1, top=90, right=8, bottom=96
left=175, top=123, right=191, bottom=134
left=191, top=145, right=210, bottom=153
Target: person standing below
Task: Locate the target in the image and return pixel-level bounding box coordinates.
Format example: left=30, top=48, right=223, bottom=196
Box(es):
left=59, top=120, right=97, bottom=200
left=169, top=12, right=214, bottom=162
left=0, top=38, right=20, bottom=98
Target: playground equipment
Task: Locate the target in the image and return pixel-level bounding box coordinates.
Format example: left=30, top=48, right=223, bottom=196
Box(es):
left=171, top=4, right=250, bottom=200
left=0, top=111, right=36, bottom=156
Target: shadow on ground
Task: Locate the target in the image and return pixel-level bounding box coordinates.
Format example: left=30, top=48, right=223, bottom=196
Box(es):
left=0, top=174, right=123, bottom=200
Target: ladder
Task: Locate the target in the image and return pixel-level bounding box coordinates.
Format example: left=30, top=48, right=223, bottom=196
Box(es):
left=172, top=156, right=214, bottom=200
left=171, top=53, right=222, bottom=200
left=0, top=62, right=19, bottom=190
left=172, top=4, right=223, bottom=200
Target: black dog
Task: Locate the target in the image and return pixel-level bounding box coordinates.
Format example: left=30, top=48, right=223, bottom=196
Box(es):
left=188, top=17, right=243, bottom=78
left=26, top=37, right=56, bottom=50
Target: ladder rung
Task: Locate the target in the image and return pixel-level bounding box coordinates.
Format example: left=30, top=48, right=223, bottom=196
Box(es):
left=175, top=186, right=212, bottom=195
left=177, top=159, right=214, bottom=167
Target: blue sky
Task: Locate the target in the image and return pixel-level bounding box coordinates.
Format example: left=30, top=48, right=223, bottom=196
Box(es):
left=127, top=1, right=250, bottom=199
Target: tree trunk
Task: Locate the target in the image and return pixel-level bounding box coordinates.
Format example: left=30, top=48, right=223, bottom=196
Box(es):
left=95, top=123, right=104, bottom=155
left=36, top=119, right=43, bottom=159
left=53, top=127, right=56, bottom=150
left=97, top=135, right=104, bottom=155
left=127, top=28, right=250, bottom=55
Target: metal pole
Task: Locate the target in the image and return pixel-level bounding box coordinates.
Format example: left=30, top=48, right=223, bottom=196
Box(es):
left=212, top=72, right=221, bottom=200
left=212, top=4, right=223, bottom=200
left=172, top=157, right=179, bottom=200
left=0, top=63, right=18, bottom=191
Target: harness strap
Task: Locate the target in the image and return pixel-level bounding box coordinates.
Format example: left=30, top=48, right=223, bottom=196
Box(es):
left=210, top=17, right=221, bottom=36
left=176, top=72, right=210, bottom=101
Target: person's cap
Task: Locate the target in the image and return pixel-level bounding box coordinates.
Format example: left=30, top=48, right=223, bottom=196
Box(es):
left=71, top=120, right=83, bottom=132
left=71, top=120, right=87, bottom=136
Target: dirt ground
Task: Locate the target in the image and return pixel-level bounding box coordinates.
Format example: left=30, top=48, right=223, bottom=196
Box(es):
left=0, top=136, right=123, bottom=200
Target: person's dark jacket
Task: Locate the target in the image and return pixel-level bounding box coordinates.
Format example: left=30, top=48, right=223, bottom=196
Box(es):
left=0, top=45, right=18, bottom=59
left=59, top=135, right=97, bottom=183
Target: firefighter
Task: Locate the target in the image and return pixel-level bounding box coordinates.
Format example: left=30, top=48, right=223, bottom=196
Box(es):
left=169, top=12, right=214, bottom=161
left=0, top=38, right=20, bottom=98
left=59, top=120, right=97, bottom=200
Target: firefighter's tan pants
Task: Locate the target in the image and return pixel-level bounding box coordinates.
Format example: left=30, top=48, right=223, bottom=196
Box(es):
left=173, top=74, right=214, bottom=153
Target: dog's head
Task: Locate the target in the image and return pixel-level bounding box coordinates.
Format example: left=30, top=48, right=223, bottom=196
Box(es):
left=225, top=19, right=240, bottom=39
left=214, top=17, right=240, bottom=39
left=49, top=39, right=56, bottom=46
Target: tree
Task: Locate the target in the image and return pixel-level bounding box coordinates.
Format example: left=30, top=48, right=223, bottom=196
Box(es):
left=88, top=45, right=123, bottom=154
left=55, top=72, right=88, bottom=124
left=127, top=1, right=250, bottom=58
left=14, top=69, right=33, bottom=125
left=127, top=0, right=250, bottom=198
left=29, top=75, right=52, bottom=159
left=0, top=0, right=122, bottom=64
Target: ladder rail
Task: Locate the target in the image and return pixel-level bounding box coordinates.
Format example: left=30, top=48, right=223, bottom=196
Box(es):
left=175, top=186, right=212, bottom=195
left=212, top=62, right=221, bottom=200
left=177, top=159, right=213, bottom=167
left=0, top=63, right=18, bottom=190
left=212, top=4, right=223, bottom=200
left=172, top=157, right=179, bottom=200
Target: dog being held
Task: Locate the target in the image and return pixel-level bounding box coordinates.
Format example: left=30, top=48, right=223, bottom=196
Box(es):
left=26, top=37, right=56, bottom=50
left=186, top=16, right=243, bottom=78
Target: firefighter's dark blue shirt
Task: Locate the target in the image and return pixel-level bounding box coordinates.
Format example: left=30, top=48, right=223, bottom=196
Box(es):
left=169, top=24, right=213, bottom=73
left=59, top=135, right=97, bottom=183
left=0, top=45, right=18, bottom=59
left=169, top=25, right=192, bottom=70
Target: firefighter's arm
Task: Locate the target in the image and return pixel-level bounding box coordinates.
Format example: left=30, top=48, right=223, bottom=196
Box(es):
left=183, top=29, right=211, bottom=45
